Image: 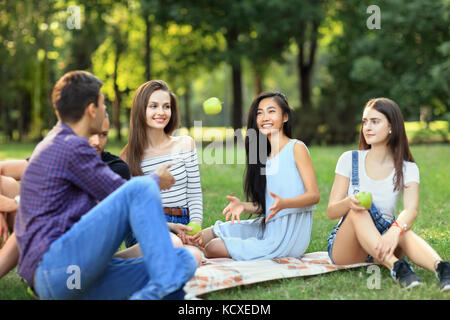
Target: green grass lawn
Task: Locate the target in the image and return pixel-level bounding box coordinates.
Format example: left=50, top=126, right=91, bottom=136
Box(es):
left=0, top=142, right=448, bottom=300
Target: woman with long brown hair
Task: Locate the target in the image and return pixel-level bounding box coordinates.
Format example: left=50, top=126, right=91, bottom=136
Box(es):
left=326, top=97, right=449, bottom=291
left=119, top=80, right=203, bottom=264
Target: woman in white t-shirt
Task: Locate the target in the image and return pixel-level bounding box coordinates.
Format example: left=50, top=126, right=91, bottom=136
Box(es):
left=326, top=98, right=449, bottom=291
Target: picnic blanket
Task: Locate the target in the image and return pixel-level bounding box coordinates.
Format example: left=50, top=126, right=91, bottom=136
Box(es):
left=184, top=251, right=372, bottom=299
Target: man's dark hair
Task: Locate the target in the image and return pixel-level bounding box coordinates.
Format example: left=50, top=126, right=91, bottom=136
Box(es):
left=51, top=70, right=103, bottom=123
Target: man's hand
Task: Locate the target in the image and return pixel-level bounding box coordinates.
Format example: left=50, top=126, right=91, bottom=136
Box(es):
left=155, top=164, right=175, bottom=190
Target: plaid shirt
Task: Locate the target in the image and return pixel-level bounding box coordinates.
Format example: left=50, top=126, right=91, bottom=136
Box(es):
left=15, top=122, right=128, bottom=286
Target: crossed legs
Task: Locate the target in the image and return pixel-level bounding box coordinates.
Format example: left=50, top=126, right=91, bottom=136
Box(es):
left=199, top=227, right=231, bottom=259
left=114, top=233, right=203, bottom=266
left=331, top=209, right=442, bottom=272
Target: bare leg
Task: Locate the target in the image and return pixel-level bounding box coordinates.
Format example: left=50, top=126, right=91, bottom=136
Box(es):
left=0, top=176, right=20, bottom=231
left=183, top=245, right=203, bottom=266
left=0, top=176, right=20, bottom=279
left=200, top=227, right=216, bottom=247
left=0, top=176, right=20, bottom=198
left=397, top=230, right=442, bottom=272
left=204, top=238, right=231, bottom=258
left=114, top=233, right=203, bottom=265
left=199, top=226, right=231, bottom=258
left=0, top=233, right=19, bottom=279
left=332, top=210, right=397, bottom=269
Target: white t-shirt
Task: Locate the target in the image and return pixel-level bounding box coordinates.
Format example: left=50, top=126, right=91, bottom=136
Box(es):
left=335, top=150, right=420, bottom=221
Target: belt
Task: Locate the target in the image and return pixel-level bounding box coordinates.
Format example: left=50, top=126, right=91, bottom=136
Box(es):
left=163, top=207, right=189, bottom=217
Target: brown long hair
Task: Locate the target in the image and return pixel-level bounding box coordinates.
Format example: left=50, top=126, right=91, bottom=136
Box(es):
left=358, top=98, right=415, bottom=191
left=120, top=80, right=179, bottom=176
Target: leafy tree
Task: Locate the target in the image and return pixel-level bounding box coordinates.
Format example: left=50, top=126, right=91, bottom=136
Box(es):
left=315, top=0, right=449, bottom=144
left=64, top=0, right=113, bottom=71
left=158, top=0, right=257, bottom=129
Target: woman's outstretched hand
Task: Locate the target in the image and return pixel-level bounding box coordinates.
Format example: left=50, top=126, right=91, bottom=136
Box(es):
left=222, top=195, right=244, bottom=224
left=266, top=191, right=285, bottom=223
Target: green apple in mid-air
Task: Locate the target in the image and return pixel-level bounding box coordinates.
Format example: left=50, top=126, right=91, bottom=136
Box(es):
left=203, top=97, right=222, bottom=115
left=186, top=221, right=202, bottom=236
left=356, top=191, right=372, bottom=209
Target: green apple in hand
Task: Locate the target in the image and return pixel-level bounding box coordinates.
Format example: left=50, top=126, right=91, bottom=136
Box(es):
left=203, top=97, right=222, bottom=115
left=356, top=191, right=372, bottom=209
left=186, top=221, right=202, bottom=236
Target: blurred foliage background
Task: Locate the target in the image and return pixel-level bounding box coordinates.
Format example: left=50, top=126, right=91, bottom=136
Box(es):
left=0, top=0, right=448, bottom=145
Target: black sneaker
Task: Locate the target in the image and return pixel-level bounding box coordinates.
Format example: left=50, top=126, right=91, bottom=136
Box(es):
left=435, top=261, right=450, bottom=292
left=391, top=259, right=422, bottom=289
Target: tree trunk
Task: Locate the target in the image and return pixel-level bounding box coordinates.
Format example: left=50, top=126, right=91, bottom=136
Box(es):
left=295, top=21, right=319, bottom=144
left=226, top=28, right=243, bottom=130
left=18, top=94, right=24, bottom=142
left=296, top=21, right=318, bottom=112
left=231, top=62, right=243, bottom=129
left=1, top=103, right=12, bottom=142
left=254, top=70, right=263, bottom=95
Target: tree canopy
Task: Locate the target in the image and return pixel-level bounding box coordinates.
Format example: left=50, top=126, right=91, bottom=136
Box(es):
left=0, top=0, right=448, bottom=144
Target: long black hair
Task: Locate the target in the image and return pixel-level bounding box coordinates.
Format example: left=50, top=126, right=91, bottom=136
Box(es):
left=244, top=92, right=294, bottom=224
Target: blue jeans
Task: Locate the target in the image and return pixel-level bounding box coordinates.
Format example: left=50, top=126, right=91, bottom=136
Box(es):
left=33, top=177, right=197, bottom=300
left=125, top=208, right=190, bottom=248
left=164, top=208, right=190, bottom=225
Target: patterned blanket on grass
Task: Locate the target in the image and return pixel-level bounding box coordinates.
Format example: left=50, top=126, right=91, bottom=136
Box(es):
left=184, top=251, right=372, bottom=298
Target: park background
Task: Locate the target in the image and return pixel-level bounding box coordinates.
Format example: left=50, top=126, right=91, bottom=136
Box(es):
left=0, top=0, right=448, bottom=299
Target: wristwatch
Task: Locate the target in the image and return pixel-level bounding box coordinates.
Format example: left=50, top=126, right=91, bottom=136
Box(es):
left=14, top=195, right=20, bottom=205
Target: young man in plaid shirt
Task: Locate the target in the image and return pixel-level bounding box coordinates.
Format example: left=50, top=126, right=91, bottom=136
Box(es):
left=15, top=71, right=197, bottom=299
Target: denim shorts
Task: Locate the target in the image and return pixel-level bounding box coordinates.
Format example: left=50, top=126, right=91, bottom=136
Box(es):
left=327, top=203, right=393, bottom=264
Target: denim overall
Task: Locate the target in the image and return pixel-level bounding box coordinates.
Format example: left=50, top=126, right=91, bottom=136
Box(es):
left=327, top=150, right=394, bottom=263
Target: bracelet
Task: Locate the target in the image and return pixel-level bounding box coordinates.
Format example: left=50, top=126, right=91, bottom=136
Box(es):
left=391, top=220, right=403, bottom=234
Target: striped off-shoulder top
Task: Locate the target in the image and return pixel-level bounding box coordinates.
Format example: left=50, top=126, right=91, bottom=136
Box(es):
left=141, top=146, right=203, bottom=223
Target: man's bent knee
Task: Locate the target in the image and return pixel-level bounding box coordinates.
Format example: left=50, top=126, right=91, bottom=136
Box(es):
left=124, top=176, right=159, bottom=196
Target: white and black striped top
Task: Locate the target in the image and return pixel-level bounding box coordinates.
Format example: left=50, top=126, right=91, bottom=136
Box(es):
left=141, top=149, right=203, bottom=223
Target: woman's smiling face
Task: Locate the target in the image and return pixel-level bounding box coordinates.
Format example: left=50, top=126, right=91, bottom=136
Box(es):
left=256, top=97, right=287, bottom=136
left=145, top=89, right=172, bottom=130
